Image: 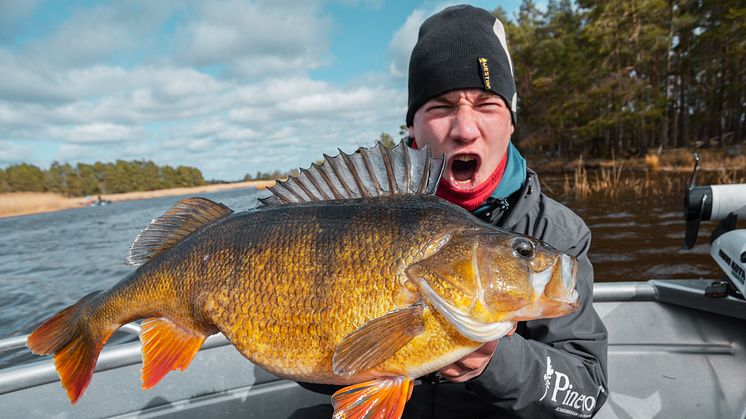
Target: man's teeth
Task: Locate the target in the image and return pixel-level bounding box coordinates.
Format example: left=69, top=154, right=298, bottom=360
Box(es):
left=455, top=156, right=473, bottom=161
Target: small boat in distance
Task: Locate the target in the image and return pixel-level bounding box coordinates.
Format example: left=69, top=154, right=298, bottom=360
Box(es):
left=86, top=195, right=113, bottom=207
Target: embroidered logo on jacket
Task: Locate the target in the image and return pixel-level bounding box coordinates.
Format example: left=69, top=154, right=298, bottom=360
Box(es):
left=539, top=356, right=600, bottom=417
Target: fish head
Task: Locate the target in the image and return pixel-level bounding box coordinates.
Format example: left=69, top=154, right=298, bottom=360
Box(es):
left=406, top=230, right=579, bottom=342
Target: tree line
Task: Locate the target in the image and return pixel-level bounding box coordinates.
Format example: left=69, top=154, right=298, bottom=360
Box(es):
left=492, top=0, right=745, bottom=158
left=0, top=160, right=205, bottom=196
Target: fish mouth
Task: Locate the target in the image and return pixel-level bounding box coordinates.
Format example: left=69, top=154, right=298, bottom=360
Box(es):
left=555, top=254, right=579, bottom=305
left=417, top=278, right=514, bottom=342
left=561, top=254, right=578, bottom=298
left=531, top=263, right=554, bottom=296
left=446, top=154, right=481, bottom=189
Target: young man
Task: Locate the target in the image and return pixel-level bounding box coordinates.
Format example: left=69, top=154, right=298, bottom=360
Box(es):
left=402, top=5, right=608, bottom=418
left=300, top=5, right=608, bottom=418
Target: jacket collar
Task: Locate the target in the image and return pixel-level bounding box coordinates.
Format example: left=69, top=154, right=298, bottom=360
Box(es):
left=473, top=168, right=540, bottom=229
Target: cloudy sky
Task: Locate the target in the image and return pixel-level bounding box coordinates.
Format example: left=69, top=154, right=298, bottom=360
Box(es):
left=1, top=0, right=521, bottom=181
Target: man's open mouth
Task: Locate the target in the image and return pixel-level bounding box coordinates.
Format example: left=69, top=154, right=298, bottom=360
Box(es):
left=448, top=154, right=481, bottom=184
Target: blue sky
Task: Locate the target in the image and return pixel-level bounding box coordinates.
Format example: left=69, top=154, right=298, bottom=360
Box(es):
left=0, top=0, right=523, bottom=181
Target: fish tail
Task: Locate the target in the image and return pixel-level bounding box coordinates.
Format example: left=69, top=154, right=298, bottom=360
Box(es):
left=26, top=291, right=111, bottom=404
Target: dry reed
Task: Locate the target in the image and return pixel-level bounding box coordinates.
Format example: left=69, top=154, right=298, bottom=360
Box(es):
left=0, top=193, right=87, bottom=218
left=644, top=153, right=660, bottom=171
left=564, top=156, right=628, bottom=199
left=559, top=154, right=745, bottom=200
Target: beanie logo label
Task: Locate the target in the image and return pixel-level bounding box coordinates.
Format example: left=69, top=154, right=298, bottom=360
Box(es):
left=478, top=57, right=491, bottom=90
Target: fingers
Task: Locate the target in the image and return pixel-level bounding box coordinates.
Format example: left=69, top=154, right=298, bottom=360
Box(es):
left=438, top=340, right=499, bottom=383
left=439, top=363, right=466, bottom=380
left=440, top=357, right=490, bottom=382
left=475, top=339, right=499, bottom=355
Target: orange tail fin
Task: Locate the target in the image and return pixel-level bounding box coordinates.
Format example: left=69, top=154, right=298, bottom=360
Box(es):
left=140, top=317, right=206, bottom=389
left=26, top=291, right=112, bottom=404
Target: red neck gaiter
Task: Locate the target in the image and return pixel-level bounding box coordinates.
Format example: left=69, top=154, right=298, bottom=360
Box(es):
left=436, top=152, right=508, bottom=211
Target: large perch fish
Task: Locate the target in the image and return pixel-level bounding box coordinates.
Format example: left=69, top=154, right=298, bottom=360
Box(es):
left=27, top=141, right=579, bottom=418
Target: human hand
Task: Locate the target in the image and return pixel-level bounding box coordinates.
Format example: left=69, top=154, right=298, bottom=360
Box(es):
left=438, top=325, right=517, bottom=383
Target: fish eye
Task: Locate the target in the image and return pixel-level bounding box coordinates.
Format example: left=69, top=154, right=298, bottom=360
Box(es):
left=512, top=237, right=535, bottom=259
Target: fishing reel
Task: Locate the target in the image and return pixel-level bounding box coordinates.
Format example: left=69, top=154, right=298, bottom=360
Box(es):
left=683, top=153, right=746, bottom=297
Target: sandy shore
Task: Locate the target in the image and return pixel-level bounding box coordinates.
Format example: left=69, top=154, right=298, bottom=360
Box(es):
left=0, top=180, right=276, bottom=219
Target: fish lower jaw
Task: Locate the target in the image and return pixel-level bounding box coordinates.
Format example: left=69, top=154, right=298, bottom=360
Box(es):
left=418, top=279, right=516, bottom=342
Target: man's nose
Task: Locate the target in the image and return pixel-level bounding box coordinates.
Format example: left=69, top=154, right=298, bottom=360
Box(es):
left=451, top=106, right=480, bottom=143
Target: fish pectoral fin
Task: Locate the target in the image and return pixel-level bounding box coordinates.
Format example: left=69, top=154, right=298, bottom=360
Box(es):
left=332, top=304, right=424, bottom=377
left=126, top=197, right=233, bottom=266
left=140, top=317, right=207, bottom=389
left=332, top=376, right=413, bottom=419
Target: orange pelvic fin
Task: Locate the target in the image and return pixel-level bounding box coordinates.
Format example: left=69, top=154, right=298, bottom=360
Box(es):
left=332, top=376, right=413, bottom=419
left=26, top=291, right=110, bottom=404
left=140, top=317, right=206, bottom=389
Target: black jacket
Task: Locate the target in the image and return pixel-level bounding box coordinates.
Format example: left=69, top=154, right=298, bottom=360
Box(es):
left=302, top=169, right=609, bottom=418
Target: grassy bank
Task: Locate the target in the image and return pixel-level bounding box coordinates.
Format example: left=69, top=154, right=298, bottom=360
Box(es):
left=0, top=180, right=275, bottom=219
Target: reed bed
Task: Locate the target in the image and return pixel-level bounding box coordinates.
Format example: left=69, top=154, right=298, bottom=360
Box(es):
left=562, top=157, right=746, bottom=200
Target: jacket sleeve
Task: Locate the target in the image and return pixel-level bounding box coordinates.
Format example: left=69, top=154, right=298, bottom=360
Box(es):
left=467, top=227, right=609, bottom=418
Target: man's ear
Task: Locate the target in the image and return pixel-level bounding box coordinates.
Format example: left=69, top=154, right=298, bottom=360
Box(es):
left=407, top=127, right=419, bottom=149
left=510, top=124, right=515, bottom=135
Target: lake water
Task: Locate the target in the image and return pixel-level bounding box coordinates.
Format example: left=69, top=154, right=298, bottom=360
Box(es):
left=0, top=181, right=726, bottom=368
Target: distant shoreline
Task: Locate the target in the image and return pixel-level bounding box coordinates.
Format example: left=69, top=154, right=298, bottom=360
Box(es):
left=0, top=180, right=276, bottom=219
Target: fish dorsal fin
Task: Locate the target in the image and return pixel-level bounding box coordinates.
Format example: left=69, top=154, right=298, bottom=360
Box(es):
left=126, top=197, right=233, bottom=266
left=257, top=140, right=444, bottom=207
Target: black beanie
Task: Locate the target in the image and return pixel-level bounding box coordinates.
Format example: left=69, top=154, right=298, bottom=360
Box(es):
left=406, top=5, right=517, bottom=127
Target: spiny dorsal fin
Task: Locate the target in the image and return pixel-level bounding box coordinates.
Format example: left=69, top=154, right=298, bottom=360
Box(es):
left=257, top=140, right=444, bottom=207
left=126, top=197, right=233, bottom=266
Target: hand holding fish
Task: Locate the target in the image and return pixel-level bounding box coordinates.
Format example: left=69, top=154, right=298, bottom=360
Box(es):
left=439, top=325, right=517, bottom=383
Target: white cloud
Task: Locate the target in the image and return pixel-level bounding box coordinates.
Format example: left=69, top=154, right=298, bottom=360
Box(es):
left=176, top=0, right=332, bottom=78
left=0, top=140, right=34, bottom=164
left=46, top=123, right=144, bottom=144
left=388, top=10, right=425, bottom=79
left=388, top=2, right=462, bottom=79
left=276, top=88, right=386, bottom=116
left=23, top=1, right=176, bottom=69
